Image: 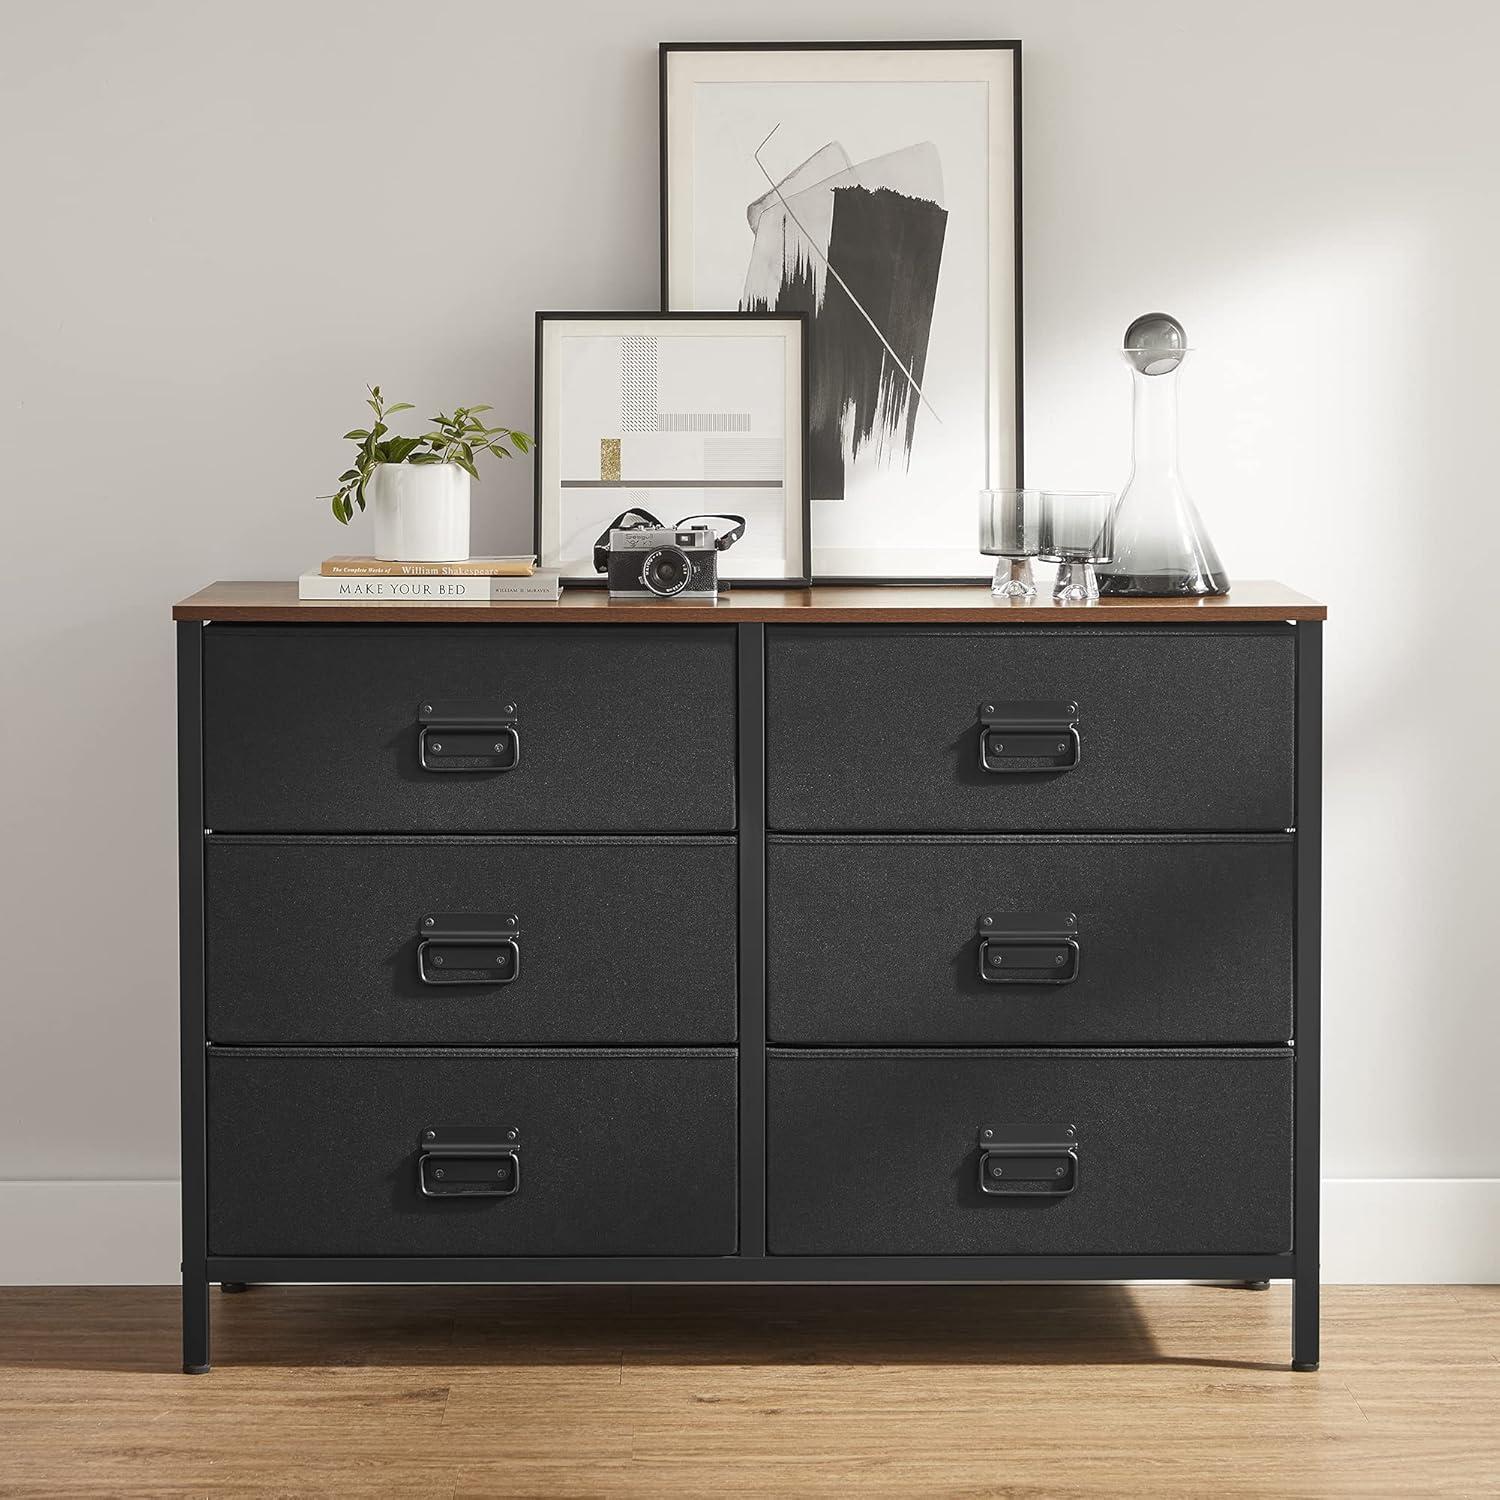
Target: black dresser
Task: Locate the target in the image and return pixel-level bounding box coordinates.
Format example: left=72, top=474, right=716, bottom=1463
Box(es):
left=175, top=580, right=1325, bottom=1371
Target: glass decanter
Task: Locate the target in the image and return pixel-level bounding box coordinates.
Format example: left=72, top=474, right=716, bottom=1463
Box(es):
left=1096, top=313, right=1229, bottom=597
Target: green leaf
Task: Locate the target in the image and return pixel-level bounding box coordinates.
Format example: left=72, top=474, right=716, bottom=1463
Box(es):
left=384, top=435, right=423, bottom=463
left=488, top=443, right=512, bottom=458
left=454, top=454, right=480, bottom=480
left=385, top=402, right=415, bottom=414
left=343, top=428, right=369, bottom=441
left=467, top=404, right=492, bottom=416
left=509, top=431, right=532, bottom=454
left=338, top=468, right=360, bottom=482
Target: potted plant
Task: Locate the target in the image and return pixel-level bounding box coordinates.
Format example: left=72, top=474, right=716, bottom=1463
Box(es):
left=321, top=385, right=532, bottom=561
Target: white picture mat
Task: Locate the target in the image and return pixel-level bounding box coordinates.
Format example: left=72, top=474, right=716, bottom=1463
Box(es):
left=665, top=47, right=1017, bottom=577
left=538, top=316, right=806, bottom=581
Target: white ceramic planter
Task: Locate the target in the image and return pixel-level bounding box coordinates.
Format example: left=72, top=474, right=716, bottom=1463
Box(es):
left=369, top=463, right=471, bottom=561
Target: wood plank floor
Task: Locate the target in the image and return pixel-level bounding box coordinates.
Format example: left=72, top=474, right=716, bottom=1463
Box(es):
left=1, top=1284, right=1496, bottom=1497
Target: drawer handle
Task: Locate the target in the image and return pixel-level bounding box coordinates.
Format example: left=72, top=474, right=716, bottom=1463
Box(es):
left=418, top=699, right=519, bottom=773
left=978, top=1124, right=1078, bottom=1196
left=417, top=914, right=521, bottom=985
left=978, top=913, right=1080, bottom=985
left=978, top=701, right=1080, bottom=773
left=418, top=1126, right=521, bottom=1197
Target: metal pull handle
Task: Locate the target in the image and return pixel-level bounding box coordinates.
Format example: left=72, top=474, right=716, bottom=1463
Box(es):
left=978, top=913, right=1080, bottom=985
left=978, top=701, right=1080, bottom=773
left=417, top=914, right=521, bottom=985
left=417, top=699, right=519, bottom=772
left=978, top=1124, right=1078, bottom=1196
left=418, top=1127, right=521, bottom=1197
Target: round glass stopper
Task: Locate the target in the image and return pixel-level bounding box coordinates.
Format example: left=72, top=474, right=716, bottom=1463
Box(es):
left=1123, top=312, right=1187, bottom=375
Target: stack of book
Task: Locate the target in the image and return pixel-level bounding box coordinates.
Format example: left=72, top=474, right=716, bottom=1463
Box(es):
left=298, top=556, right=561, bottom=601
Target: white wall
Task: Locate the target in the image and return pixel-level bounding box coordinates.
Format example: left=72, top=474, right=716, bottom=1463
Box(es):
left=2, top=0, right=1495, bottom=1283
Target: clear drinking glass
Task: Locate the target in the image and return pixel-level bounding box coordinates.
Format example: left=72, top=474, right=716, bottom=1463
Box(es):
left=1040, top=491, right=1116, bottom=602
left=979, top=488, right=1043, bottom=598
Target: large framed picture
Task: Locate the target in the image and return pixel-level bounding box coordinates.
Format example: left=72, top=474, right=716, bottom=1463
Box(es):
left=534, top=311, right=810, bottom=586
left=661, top=41, right=1021, bottom=582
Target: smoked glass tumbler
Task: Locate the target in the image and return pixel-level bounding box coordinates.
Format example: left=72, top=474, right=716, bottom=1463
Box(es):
left=1040, top=491, right=1116, bottom=602
left=979, top=488, right=1043, bottom=598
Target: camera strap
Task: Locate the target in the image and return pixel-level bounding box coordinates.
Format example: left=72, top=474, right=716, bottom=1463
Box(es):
left=591, top=508, right=747, bottom=574
left=678, top=514, right=747, bottom=551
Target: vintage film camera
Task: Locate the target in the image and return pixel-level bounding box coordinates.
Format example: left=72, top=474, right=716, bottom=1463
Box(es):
left=593, top=508, right=746, bottom=600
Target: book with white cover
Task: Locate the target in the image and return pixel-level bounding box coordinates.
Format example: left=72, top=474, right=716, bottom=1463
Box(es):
left=298, top=571, right=561, bottom=601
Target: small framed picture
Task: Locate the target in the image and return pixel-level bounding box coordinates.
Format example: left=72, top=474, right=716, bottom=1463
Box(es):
left=534, top=310, right=810, bottom=586
left=661, top=41, right=1022, bottom=583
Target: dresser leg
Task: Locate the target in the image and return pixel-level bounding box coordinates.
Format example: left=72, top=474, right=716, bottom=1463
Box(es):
left=1291, top=621, right=1322, bottom=1374
left=220, top=1282, right=249, bottom=1294
left=1243, top=1279, right=1271, bottom=1291
left=183, top=1267, right=210, bottom=1374
left=1292, top=1271, right=1319, bottom=1371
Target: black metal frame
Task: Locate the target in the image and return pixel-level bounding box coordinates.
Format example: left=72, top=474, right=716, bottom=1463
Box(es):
left=1292, top=619, right=1322, bottom=1371
left=531, top=310, right=813, bottom=589
left=202, top=1254, right=1292, bottom=1285
left=737, top=624, right=768, bottom=1255
left=658, top=40, right=1024, bottom=586
left=178, top=617, right=1320, bottom=1372
left=177, top=621, right=209, bottom=1374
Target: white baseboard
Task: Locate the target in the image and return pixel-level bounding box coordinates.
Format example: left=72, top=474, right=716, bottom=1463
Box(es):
left=1, top=1178, right=1496, bottom=1285
left=1320, top=1179, right=1500, bottom=1282
left=0, top=1181, right=181, bottom=1285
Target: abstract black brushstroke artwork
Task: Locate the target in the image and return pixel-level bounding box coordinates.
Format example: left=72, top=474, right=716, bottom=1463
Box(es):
left=741, top=141, right=947, bottom=502
left=662, top=43, right=1021, bottom=580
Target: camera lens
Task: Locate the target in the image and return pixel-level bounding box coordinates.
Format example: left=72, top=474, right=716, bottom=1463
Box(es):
left=642, top=546, right=692, bottom=596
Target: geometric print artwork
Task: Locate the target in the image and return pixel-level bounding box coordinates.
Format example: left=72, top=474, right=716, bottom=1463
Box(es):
left=621, top=337, right=657, bottom=432
left=619, top=337, right=750, bottom=434
left=542, top=314, right=805, bottom=583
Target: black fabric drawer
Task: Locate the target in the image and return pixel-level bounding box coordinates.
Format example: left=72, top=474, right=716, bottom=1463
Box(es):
left=206, top=836, right=737, bottom=1045
left=767, top=836, right=1292, bottom=1044
left=767, top=1049, right=1291, bottom=1255
left=208, top=1049, right=737, bottom=1256
left=765, top=626, right=1295, bottom=831
left=203, top=625, right=736, bottom=832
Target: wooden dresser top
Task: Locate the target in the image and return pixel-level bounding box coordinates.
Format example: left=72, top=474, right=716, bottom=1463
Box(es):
left=174, top=579, right=1326, bottom=625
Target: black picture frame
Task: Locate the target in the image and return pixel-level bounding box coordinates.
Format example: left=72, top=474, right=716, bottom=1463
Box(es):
left=533, top=309, right=813, bottom=589
left=659, top=40, right=1024, bottom=586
